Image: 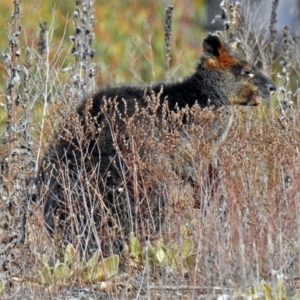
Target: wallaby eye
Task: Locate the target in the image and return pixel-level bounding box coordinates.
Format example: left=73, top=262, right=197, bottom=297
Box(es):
left=241, top=69, right=254, bottom=78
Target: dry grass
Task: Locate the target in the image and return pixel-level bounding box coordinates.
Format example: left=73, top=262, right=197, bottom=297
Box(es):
left=1, top=0, right=300, bottom=299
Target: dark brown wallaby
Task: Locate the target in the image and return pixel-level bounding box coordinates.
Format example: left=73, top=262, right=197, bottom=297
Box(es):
left=32, top=34, right=275, bottom=255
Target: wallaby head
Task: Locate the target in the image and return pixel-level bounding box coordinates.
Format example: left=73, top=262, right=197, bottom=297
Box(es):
left=197, top=35, right=276, bottom=107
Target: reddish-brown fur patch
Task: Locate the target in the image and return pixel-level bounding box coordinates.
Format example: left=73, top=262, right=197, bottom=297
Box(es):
left=205, top=43, right=239, bottom=69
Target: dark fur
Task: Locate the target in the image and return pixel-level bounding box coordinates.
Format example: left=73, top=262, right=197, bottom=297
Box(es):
left=36, top=35, right=275, bottom=255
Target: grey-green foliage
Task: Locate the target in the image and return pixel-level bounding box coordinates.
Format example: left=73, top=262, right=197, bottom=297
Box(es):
left=37, top=244, right=119, bottom=286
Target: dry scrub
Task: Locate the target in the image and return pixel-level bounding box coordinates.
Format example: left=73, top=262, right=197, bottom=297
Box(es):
left=1, top=0, right=300, bottom=299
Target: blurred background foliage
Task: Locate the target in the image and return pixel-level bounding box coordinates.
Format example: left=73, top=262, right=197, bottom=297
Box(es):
left=0, top=0, right=208, bottom=93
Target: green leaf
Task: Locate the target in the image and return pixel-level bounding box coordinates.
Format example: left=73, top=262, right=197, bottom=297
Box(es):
left=146, top=242, right=156, bottom=266
left=164, top=247, right=176, bottom=268
left=246, top=286, right=257, bottom=297
left=53, top=262, right=71, bottom=281
left=129, top=232, right=142, bottom=259
left=181, top=238, right=193, bottom=259
left=37, top=255, right=53, bottom=285
left=64, top=244, right=76, bottom=265
left=81, top=263, right=90, bottom=282
left=87, top=250, right=101, bottom=269
left=0, top=281, right=6, bottom=294
left=262, top=281, right=274, bottom=300
left=91, top=255, right=120, bottom=282
left=185, top=253, right=197, bottom=267
left=291, top=292, right=300, bottom=300
left=155, top=246, right=165, bottom=264
left=277, top=278, right=287, bottom=300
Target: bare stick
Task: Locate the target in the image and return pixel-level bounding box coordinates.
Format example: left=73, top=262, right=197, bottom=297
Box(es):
left=6, top=0, right=21, bottom=194
left=164, top=5, right=173, bottom=83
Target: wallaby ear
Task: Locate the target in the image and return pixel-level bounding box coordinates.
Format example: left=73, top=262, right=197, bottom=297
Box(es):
left=202, top=35, right=223, bottom=57
left=202, top=35, right=236, bottom=68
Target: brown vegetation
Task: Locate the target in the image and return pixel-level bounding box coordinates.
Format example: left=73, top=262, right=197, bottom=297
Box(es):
left=1, top=0, right=300, bottom=299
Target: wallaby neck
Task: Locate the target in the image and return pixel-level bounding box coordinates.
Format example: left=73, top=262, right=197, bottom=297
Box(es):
left=153, top=72, right=221, bottom=110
